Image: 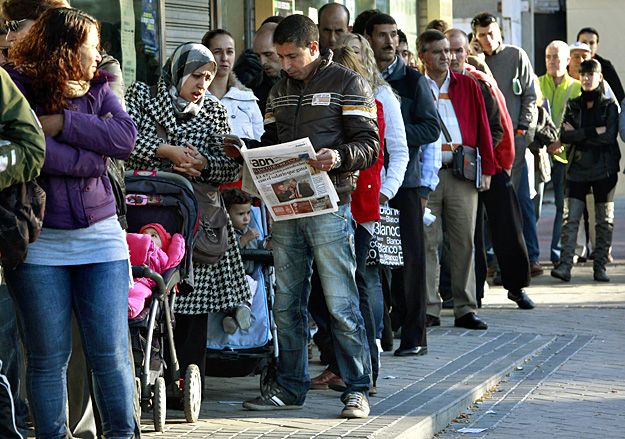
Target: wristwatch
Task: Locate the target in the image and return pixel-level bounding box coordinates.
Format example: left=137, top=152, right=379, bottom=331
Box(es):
left=332, top=151, right=342, bottom=169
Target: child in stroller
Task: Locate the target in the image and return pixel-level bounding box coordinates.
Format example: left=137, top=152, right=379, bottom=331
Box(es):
left=126, top=223, right=185, bottom=318
left=221, top=188, right=262, bottom=334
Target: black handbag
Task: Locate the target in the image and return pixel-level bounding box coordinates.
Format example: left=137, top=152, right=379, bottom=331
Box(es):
left=0, top=179, right=46, bottom=269
left=438, top=112, right=478, bottom=181
left=190, top=182, right=229, bottom=265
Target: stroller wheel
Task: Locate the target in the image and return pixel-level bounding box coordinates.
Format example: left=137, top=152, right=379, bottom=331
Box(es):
left=260, top=363, right=278, bottom=396
left=134, top=377, right=142, bottom=420
left=184, top=364, right=202, bottom=422
left=153, top=376, right=166, bottom=432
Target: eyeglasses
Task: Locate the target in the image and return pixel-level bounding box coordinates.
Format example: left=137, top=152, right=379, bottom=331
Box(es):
left=4, top=18, right=26, bottom=33
left=471, top=14, right=497, bottom=30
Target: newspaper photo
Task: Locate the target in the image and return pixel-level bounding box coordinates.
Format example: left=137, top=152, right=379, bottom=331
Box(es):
left=230, top=137, right=340, bottom=221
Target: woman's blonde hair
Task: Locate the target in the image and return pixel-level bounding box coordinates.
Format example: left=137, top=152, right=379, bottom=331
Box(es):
left=331, top=46, right=371, bottom=86
left=335, top=33, right=388, bottom=93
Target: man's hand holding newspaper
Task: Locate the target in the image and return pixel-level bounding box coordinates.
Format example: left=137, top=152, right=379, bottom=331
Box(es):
left=222, top=137, right=340, bottom=221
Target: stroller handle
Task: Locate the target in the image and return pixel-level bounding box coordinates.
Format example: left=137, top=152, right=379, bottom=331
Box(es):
left=132, top=265, right=166, bottom=298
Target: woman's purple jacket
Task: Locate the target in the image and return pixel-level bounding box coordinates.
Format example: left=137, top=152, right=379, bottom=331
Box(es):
left=4, top=66, right=137, bottom=229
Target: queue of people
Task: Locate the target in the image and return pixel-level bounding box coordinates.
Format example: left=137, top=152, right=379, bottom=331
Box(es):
left=0, top=1, right=622, bottom=436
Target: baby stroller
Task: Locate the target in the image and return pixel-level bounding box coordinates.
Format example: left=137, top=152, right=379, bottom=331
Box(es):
left=205, top=203, right=279, bottom=396
left=125, top=170, right=201, bottom=431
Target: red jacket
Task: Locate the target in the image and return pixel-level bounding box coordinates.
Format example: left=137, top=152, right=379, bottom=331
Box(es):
left=447, top=71, right=497, bottom=175
left=351, top=99, right=385, bottom=224
left=464, top=64, right=515, bottom=171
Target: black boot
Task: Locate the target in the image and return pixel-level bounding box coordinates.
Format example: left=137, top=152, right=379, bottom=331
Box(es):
left=551, top=198, right=585, bottom=282
left=593, top=202, right=614, bottom=282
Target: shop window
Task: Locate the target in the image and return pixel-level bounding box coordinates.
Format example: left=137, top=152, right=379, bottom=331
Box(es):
left=72, top=0, right=162, bottom=86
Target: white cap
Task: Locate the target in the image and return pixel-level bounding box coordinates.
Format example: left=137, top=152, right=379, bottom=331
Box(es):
left=569, top=41, right=591, bottom=53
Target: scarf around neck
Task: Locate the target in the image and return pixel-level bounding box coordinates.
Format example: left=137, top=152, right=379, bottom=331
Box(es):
left=64, top=80, right=90, bottom=98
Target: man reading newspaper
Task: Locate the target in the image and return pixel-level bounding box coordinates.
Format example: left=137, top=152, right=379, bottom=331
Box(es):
left=239, top=14, right=379, bottom=418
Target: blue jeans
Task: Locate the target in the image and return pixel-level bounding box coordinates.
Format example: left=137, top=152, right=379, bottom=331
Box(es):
left=4, top=261, right=134, bottom=439
left=354, top=225, right=380, bottom=381
left=0, top=285, right=28, bottom=430
left=551, top=161, right=566, bottom=262
left=517, top=162, right=540, bottom=262
left=272, top=205, right=372, bottom=404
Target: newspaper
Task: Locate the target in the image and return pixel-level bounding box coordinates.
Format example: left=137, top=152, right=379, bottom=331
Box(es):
left=232, top=137, right=340, bottom=221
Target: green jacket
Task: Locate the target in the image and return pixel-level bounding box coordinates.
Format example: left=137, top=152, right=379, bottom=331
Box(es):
left=538, top=72, right=581, bottom=163
left=0, top=67, right=45, bottom=190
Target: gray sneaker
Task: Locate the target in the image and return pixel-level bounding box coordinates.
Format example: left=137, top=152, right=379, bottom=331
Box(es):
left=341, top=392, right=370, bottom=418
left=235, top=304, right=252, bottom=331
left=222, top=316, right=237, bottom=334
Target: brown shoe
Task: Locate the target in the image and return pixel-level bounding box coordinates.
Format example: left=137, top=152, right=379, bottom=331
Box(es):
left=530, top=261, right=544, bottom=277
left=310, top=369, right=342, bottom=390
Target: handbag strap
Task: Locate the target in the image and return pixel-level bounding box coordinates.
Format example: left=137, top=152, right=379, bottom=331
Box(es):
left=149, top=84, right=173, bottom=169
left=436, top=111, right=454, bottom=145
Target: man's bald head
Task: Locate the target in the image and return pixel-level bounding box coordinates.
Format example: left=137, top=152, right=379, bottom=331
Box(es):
left=318, top=3, right=350, bottom=50
left=253, top=23, right=281, bottom=78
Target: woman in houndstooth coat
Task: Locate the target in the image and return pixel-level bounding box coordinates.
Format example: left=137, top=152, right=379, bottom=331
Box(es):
left=125, top=42, right=250, bottom=391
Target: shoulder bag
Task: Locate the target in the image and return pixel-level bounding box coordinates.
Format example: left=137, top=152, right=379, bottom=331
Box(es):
left=0, top=179, right=46, bottom=269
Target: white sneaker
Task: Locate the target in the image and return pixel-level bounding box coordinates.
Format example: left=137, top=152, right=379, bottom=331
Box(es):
left=341, top=392, right=370, bottom=418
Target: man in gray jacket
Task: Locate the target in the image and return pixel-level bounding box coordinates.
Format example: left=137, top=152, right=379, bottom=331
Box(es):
left=471, top=13, right=542, bottom=277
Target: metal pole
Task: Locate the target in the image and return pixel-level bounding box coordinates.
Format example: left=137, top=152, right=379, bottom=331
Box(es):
left=244, top=0, right=255, bottom=49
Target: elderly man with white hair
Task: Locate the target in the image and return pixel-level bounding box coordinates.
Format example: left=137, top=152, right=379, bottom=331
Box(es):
left=538, top=40, right=582, bottom=267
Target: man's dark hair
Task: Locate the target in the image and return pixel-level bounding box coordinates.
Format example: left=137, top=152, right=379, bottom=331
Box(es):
left=426, top=19, right=450, bottom=33
left=318, top=2, right=350, bottom=26
left=416, top=29, right=447, bottom=54
left=365, top=13, right=396, bottom=38
left=201, top=28, right=233, bottom=49
left=579, top=58, right=602, bottom=74
left=471, top=12, right=498, bottom=32
left=274, top=14, right=318, bottom=48
left=261, top=15, right=284, bottom=26
left=352, top=9, right=381, bottom=35
left=397, top=29, right=407, bottom=44
left=222, top=187, right=252, bottom=211
left=576, top=27, right=600, bottom=43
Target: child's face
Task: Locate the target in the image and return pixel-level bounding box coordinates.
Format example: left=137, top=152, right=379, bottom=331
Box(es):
left=228, top=203, right=251, bottom=231
left=142, top=227, right=162, bottom=248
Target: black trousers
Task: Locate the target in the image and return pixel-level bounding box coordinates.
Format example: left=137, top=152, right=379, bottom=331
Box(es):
left=477, top=172, right=530, bottom=293
left=389, top=187, right=427, bottom=349
left=172, top=313, right=208, bottom=398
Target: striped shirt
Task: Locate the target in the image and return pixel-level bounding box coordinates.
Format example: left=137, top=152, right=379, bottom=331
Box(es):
left=425, top=71, right=463, bottom=164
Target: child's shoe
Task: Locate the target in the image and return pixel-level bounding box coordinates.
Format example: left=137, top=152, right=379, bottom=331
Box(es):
left=235, top=305, right=252, bottom=331
left=222, top=316, right=238, bottom=334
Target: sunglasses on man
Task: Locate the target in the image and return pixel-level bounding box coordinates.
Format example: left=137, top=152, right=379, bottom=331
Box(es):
left=4, top=18, right=26, bottom=33
left=470, top=14, right=497, bottom=30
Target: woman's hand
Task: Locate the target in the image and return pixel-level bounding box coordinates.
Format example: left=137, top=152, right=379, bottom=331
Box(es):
left=562, top=122, right=574, bottom=131
left=173, top=142, right=207, bottom=177
left=39, top=114, right=65, bottom=137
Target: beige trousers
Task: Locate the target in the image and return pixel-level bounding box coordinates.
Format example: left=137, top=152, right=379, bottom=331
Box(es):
left=424, top=169, right=479, bottom=318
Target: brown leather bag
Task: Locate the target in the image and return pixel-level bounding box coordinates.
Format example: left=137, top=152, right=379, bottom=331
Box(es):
left=190, top=182, right=229, bottom=265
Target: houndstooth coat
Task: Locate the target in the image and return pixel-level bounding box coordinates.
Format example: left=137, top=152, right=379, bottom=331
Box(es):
left=125, top=77, right=251, bottom=314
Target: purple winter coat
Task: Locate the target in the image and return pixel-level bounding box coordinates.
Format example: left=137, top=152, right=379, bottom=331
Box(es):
left=4, top=66, right=137, bottom=229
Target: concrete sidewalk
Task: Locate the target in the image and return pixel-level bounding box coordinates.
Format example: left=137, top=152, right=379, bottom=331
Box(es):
left=137, top=197, right=625, bottom=438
